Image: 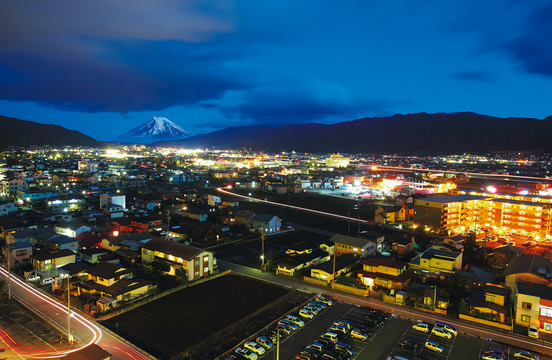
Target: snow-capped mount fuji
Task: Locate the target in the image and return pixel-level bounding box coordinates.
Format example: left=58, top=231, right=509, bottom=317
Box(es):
left=117, top=117, right=192, bottom=143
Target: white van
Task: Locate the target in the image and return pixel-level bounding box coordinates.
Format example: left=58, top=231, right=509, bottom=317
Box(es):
left=40, top=277, right=54, bottom=286
left=528, top=325, right=539, bottom=338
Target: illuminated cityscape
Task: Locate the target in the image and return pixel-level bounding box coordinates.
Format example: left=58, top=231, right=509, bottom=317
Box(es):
left=2, top=1, right=552, bottom=360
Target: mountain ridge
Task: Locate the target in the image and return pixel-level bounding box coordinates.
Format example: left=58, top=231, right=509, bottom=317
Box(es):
left=156, top=112, right=552, bottom=153
left=118, top=117, right=191, bottom=143
left=0, top=115, right=99, bottom=147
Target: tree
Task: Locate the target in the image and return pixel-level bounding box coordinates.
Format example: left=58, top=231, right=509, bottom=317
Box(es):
left=459, top=299, right=470, bottom=315
left=175, top=267, right=188, bottom=285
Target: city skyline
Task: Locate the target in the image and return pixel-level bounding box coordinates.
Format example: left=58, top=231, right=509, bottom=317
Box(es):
left=1, top=0, right=551, bottom=141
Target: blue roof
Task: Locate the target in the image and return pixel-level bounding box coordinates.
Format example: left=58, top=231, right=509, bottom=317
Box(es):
left=8, top=241, right=33, bottom=249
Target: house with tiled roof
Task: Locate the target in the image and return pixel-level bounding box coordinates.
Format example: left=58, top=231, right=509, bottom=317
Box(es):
left=141, top=237, right=216, bottom=281
left=76, top=262, right=154, bottom=303
left=357, top=257, right=412, bottom=290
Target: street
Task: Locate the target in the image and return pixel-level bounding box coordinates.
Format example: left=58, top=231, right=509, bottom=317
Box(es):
left=0, top=265, right=155, bottom=360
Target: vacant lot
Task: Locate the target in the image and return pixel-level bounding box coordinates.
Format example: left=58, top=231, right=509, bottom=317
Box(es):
left=103, top=274, right=312, bottom=359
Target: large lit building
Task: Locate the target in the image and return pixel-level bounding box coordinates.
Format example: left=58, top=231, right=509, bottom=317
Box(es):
left=414, top=193, right=552, bottom=238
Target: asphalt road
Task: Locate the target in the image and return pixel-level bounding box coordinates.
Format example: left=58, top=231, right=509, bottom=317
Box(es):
left=0, top=265, right=155, bottom=360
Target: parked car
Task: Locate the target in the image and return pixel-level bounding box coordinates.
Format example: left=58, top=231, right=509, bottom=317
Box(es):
left=321, top=331, right=339, bottom=343
left=333, top=320, right=353, bottom=331
left=424, top=340, right=443, bottom=353
left=299, top=309, right=315, bottom=319
left=276, top=324, right=293, bottom=335
left=278, top=318, right=299, bottom=331
left=244, top=341, right=265, bottom=356
left=26, top=274, right=41, bottom=282
left=329, top=325, right=348, bottom=336
left=350, top=328, right=368, bottom=341
left=316, top=295, right=333, bottom=306
left=308, top=302, right=323, bottom=312
left=314, top=300, right=328, bottom=309
left=40, top=277, right=54, bottom=286
left=433, top=321, right=457, bottom=336
left=235, top=347, right=258, bottom=360
left=386, top=356, right=410, bottom=360
left=484, top=348, right=505, bottom=359
left=513, top=350, right=539, bottom=360
left=411, top=322, right=430, bottom=333
left=255, top=336, right=273, bottom=350
left=400, top=340, right=418, bottom=352
left=335, top=341, right=354, bottom=356
left=304, top=305, right=320, bottom=315
left=286, top=315, right=305, bottom=327
left=431, top=327, right=452, bottom=339
left=528, top=325, right=539, bottom=338
left=481, top=354, right=504, bottom=360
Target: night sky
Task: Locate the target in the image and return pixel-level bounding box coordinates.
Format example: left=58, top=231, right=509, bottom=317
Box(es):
left=1, top=0, right=551, bottom=141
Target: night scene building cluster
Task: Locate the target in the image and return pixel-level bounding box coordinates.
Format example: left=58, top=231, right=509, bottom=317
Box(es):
left=1, top=146, right=552, bottom=359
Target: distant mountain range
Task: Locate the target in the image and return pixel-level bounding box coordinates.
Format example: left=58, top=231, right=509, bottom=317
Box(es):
left=117, top=117, right=191, bottom=143
left=0, top=115, right=99, bottom=147
left=157, top=112, right=552, bottom=153
left=3, top=112, right=552, bottom=153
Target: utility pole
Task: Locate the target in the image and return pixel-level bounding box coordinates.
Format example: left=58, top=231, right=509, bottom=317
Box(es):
left=433, top=285, right=437, bottom=311
left=275, top=328, right=280, bottom=360
left=67, top=276, right=71, bottom=344
left=7, top=244, right=11, bottom=300
left=332, top=249, right=337, bottom=284
left=261, top=231, right=265, bottom=271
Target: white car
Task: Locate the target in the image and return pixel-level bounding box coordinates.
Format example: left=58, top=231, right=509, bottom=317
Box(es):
left=431, top=327, right=452, bottom=339
left=244, top=341, right=266, bottom=356
left=26, top=274, right=41, bottom=282
left=303, top=305, right=319, bottom=315
left=40, top=277, right=54, bottom=286
left=235, top=347, right=258, bottom=360
left=411, top=322, right=430, bottom=333
left=528, top=325, right=539, bottom=338
left=425, top=340, right=443, bottom=353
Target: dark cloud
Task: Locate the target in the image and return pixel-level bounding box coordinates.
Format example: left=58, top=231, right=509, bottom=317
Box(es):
left=0, top=37, right=250, bottom=112
left=208, top=80, right=401, bottom=126
left=506, top=2, right=552, bottom=76
left=0, top=1, right=245, bottom=112
left=452, top=70, right=496, bottom=82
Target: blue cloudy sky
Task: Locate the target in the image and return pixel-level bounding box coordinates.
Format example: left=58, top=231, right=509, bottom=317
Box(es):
left=1, top=0, right=551, bottom=140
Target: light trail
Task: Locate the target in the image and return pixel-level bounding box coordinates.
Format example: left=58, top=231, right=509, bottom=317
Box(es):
left=216, top=188, right=370, bottom=224
left=363, top=165, right=552, bottom=182
left=0, top=266, right=103, bottom=358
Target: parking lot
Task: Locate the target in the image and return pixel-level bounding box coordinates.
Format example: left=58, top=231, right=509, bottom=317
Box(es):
left=248, top=302, right=551, bottom=360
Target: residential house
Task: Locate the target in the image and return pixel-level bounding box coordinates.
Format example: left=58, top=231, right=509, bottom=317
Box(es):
left=504, top=254, right=552, bottom=293
left=276, top=248, right=330, bottom=277
left=234, top=210, right=256, bottom=227
left=32, top=249, right=76, bottom=271
left=392, top=237, right=415, bottom=257
left=467, top=283, right=511, bottom=324
left=2, top=241, right=33, bottom=268
left=55, top=221, right=91, bottom=238
left=331, top=234, right=379, bottom=258
left=375, top=205, right=405, bottom=224
left=488, top=245, right=523, bottom=270
left=0, top=201, right=18, bottom=216
left=357, top=257, right=412, bottom=290
left=141, top=238, right=216, bottom=281
left=77, top=262, right=154, bottom=303
left=79, top=248, right=112, bottom=264
left=310, top=254, right=358, bottom=282
left=251, top=214, right=281, bottom=234
left=409, top=244, right=463, bottom=276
